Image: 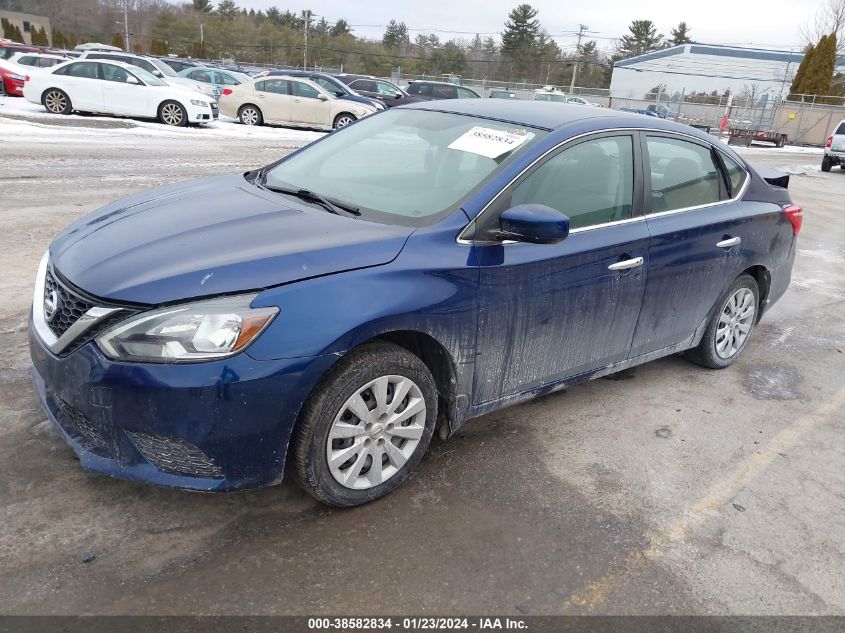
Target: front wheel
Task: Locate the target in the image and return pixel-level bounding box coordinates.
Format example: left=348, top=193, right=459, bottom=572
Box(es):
left=822, top=156, right=832, bottom=172
left=291, top=341, right=437, bottom=507
left=43, top=89, right=72, bottom=114
left=158, top=100, right=187, bottom=126
left=333, top=113, right=356, bottom=129
left=686, top=274, right=760, bottom=369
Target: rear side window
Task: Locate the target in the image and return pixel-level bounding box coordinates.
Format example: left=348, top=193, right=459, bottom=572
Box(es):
left=406, top=83, right=420, bottom=94
left=836, top=121, right=845, bottom=135
left=646, top=136, right=721, bottom=212
left=509, top=135, right=635, bottom=230
left=352, top=79, right=377, bottom=93
left=18, top=55, right=36, bottom=65
left=65, top=62, right=99, bottom=79
left=719, top=153, right=748, bottom=197
left=257, top=79, right=289, bottom=95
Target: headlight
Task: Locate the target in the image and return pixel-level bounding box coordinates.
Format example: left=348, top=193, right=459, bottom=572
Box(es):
left=190, top=99, right=211, bottom=107
left=96, top=294, right=278, bottom=363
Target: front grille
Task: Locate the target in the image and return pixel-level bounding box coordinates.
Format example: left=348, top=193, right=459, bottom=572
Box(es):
left=56, top=397, right=107, bottom=450
left=44, top=269, right=94, bottom=338
left=127, top=431, right=224, bottom=478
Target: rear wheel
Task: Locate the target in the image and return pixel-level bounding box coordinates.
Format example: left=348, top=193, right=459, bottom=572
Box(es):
left=686, top=274, right=760, bottom=369
left=238, top=104, right=263, bottom=126
left=159, top=100, right=187, bottom=126
left=333, top=113, right=356, bottom=129
left=291, top=341, right=437, bottom=507
left=822, top=156, right=832, bottom=172
left=43, top=89, right=72, bottom=115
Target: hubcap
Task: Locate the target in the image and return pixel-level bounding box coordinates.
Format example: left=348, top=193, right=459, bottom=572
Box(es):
left=327, top=375, right=426, bottom=490
left=46, top=91, right=65, bottom=113
left=241, top=108, right=258, bottom=125
left=715, top=287, right=755, bottom=359
left=161, top=103, right=183, bottom=125
left=335, top=116, right=353, bottom=128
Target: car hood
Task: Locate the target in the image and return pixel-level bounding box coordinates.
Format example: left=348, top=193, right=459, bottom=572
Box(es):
left=49, top=174, right=414, bottom=305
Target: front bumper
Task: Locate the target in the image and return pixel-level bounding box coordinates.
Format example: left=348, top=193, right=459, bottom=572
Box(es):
left=30, top=321, right=336, bottom=491
left=186, top=101, right=219, bottom=122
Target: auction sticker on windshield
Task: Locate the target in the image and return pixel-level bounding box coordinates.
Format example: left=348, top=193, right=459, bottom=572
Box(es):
left=448, top=126, right=530, bottom=159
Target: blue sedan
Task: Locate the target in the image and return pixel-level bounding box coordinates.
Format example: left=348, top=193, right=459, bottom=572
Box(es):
left=30, top=101, right=801, bottom=506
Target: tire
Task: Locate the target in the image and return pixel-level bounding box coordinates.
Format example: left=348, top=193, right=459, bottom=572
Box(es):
left=158, top=100, right=188, bottom=127
left=686, top=273, right=760, bottom=369
left=822, top=156, right=832, bottom=172
left=43, top=88, right=72, bottom=115
left=238, top=104, right=263, bottom=126
left=291, top=341, right=437, bottom=507
left=333, top=112, right=356, bottom=129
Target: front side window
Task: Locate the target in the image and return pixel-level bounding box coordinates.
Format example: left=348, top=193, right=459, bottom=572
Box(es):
left=217, top=72, right=240, bottom=86
left=291, top=81, right=320, bottom=99
left=66, top=62, right=99, bottom=79
left=313, top=76, right=343, bottom=94
left=264, top=109, right=546, bottom=226
left=433, top=85, right=457, bottom=99
left=457, top=87, right=479, bottom=99
left=376, top=81, right=398, bottom=96
left=130, top=66, right=166, bottom=86
left=101, top=64, right=131, bottom=83
left=507, top=135, right=635, bottom=230
left=646, top=136, right=721, bottom=212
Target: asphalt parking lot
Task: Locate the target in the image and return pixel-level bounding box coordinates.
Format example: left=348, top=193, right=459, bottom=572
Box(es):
left=0, top=109, right=843, bottom=615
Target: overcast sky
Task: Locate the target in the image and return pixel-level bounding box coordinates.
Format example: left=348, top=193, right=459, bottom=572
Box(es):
left=222, top=0, right=827, bottom=52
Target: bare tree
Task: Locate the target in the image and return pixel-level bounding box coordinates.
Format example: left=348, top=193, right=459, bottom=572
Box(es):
left=802, top=0, right=845, bottom=54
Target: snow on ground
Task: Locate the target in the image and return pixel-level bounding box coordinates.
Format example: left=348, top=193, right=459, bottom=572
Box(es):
left=0, top=95, right=324, bottom=145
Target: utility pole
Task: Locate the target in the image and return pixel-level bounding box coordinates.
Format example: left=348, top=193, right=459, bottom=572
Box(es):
left=569, top=24, right=588, bottom=94
left=302, top=9, right=311, bottom=69
left=123, top=0, right=130, bottom=51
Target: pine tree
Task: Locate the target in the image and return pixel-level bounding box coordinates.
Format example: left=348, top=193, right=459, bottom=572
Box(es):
left=669, top=22, right=692, bottom=46
left=790, top=43, right=814, bottom=94
left=112, top=33, right=124, bottom=49
left=52, top=28, right=68, bottom=49
left=616, top=20, right=664, bottom=59
left=217, top=0, right=239, bottom=20
left=501, top=4, right=542, bottom=78
left=193, top=0, right=213, bottom=12
left=382, top=20, right=409, bottom=49
left=330, top=19, right=351, bottom=38
left=790, top=33, right=836, bottom=97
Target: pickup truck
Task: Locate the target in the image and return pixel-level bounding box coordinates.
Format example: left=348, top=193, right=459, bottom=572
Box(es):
left=822, top=119, right=845, bottom=172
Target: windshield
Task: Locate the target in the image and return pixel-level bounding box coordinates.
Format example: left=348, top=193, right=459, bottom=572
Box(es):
left=133, top=66, right=168, bottom=86
left=149, top=57, right=177, bottom=77
left=264, top=109, right=545, bottom=226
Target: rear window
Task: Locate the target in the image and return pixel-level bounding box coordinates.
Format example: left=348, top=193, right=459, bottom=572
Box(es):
left=836, top=122, right=845, bottom=135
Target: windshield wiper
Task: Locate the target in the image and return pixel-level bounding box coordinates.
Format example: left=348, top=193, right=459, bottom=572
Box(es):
left=260, top=183, right=361, bottom=216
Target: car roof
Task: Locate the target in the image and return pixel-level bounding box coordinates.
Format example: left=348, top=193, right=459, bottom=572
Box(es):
left=402, top=99, right=691, bottom=132
left=249, top=74, right=322, bottom=87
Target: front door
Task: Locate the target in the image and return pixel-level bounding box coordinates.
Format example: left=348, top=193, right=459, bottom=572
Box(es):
left=99, top=64, right=148, bottom=116
left=471, top=133, right=649, bottom=404
left=289, top=79, right=331, bottom=127
left=629, top=133, right=750, bottom=356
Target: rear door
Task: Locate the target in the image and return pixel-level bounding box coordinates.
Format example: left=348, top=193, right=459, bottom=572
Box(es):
left=59, top=61, right=103, bottom=111
left=472, top=132, right=650, bottom=403
left=629, top=133, right=749, bottom=356
left=254, top=78, right=292, bottom=123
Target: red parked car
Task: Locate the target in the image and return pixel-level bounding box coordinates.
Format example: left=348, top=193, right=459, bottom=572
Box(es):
left=0, top=63, right=27, bottom=96
left=0, top=43, right=40, bottom=60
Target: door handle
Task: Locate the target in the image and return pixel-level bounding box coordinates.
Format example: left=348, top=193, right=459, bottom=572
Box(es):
left=608, top=256, right=644, bottom=271
left=716, top=237, right=741, bottom=248
left=257, top=94, right=265, bottom=98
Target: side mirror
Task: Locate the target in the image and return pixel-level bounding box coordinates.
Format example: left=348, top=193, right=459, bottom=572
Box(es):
left=497, top=204, right=569, bottom=244
left=334, top=90, right=344, bottom=97
left=153, top=70, right=163, bottom=77
left=317, top=93, right=328, bottom=101
left=127, top=75, right=140, bottom=85
left=394, top=92, right=402, bottom=98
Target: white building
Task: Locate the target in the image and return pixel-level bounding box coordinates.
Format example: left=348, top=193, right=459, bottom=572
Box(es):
left=610, top=43, right=845, bottom=101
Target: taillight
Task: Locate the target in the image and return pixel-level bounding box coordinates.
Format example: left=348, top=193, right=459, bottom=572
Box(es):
left=825, top=135, right=833, bottom=149
left=222, top=88, right=233, bottom=96
left=24, top=75, right=29, bottom=82
left=784, top=205, right=803, bottom=236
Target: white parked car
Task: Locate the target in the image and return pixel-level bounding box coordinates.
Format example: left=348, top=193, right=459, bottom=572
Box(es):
left=219, top=75, right=377, bottom=130
left=533, top=88, right=599, bottom=106
left=78, top=51, right=220, bottom=100
left=8, top=52, right=68, bottom=70
left=23, top=59, right=218, bottom=126
left=822, top=119, right=845, bottom=172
